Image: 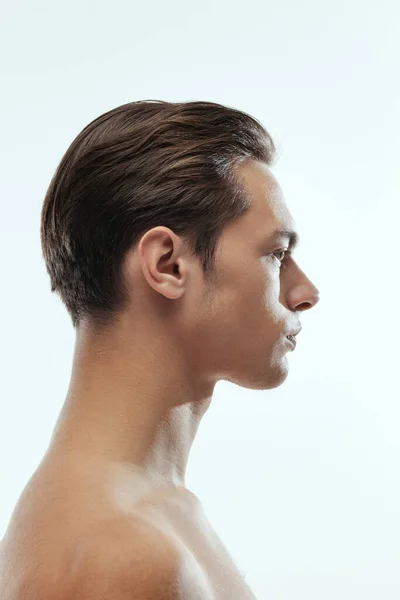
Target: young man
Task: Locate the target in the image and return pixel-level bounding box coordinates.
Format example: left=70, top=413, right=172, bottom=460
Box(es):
left=0, top=100, right=319, bottom=599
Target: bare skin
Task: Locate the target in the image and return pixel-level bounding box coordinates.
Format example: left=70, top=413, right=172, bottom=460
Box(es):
left=0, top=159, right=320, bottom=599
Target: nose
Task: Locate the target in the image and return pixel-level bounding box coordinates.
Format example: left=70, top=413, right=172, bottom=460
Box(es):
left=283, top=263, right=320, bottom=312
left=292, top=284, right=320, bottom=311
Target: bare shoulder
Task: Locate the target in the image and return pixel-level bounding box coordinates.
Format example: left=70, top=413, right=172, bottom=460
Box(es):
left=1, top=464, right=209, bottom=599
left=60, top=515, right=185, bottom=599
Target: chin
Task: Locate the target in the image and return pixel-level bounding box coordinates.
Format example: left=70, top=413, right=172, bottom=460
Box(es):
left=223, top=360, right=290, bottom=391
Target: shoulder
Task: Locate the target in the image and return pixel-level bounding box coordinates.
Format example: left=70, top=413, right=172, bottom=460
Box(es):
left=52, top=516, right=184, bottom=599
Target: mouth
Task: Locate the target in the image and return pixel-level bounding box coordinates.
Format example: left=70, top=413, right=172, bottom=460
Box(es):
left=286, top=335, right=297, bottom=348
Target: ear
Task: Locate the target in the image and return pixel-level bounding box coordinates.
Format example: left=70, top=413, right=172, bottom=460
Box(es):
left=137, top=226, right=186, bottom=300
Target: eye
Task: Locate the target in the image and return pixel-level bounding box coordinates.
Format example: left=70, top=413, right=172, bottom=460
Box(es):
left=272, top=249, right=291, bottom=265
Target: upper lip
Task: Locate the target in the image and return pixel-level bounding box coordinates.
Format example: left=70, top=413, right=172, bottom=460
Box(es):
left=287, top=326, right=302, bottom=338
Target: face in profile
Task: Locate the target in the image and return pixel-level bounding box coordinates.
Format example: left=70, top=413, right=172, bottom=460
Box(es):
left=177, top=160, right=320, bottom=391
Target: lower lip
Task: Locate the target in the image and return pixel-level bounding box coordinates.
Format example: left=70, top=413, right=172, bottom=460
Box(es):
left=286, top=335, right=297, bottom=349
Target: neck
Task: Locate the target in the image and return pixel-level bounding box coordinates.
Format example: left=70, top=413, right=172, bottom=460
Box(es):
left=46, top=319, right=215, bottom=488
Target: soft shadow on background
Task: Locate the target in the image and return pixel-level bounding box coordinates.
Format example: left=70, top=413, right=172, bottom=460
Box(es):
left=0, top=1, right=399, bottom=598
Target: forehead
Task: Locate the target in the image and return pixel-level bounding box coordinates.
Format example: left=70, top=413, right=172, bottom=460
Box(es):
left=236, top=160, right=295, bottom=233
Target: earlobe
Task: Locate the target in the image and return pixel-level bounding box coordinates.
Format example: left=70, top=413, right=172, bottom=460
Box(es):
left=147, top=265, right=184, bottom=300
left=137, top=227, right=186, bottom=299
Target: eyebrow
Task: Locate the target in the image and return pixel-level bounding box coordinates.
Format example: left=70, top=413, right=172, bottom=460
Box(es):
left=269, top=228, right=300, bottom=250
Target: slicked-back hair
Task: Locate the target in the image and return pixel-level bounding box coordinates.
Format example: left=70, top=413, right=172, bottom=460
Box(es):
left=40, top=99, right=276, bottom=330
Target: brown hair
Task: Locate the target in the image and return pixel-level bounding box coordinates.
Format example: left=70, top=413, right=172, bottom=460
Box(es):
left=40, top=99, right=276, bottom=330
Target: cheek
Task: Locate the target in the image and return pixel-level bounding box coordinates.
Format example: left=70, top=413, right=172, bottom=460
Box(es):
left=260, top=267, right=283, bottom=312
left=204, top=261, right=278, bottom=333
left=243, top=271, right=285, bottom=337
left=262, top=287, right=281, bottom=316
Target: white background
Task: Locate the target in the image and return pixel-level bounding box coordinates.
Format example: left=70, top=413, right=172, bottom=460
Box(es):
left=1, top=1, right=399, bottom=597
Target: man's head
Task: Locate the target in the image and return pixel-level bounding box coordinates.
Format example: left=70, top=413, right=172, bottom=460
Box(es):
left=41, top=100, right=319, bottom=391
